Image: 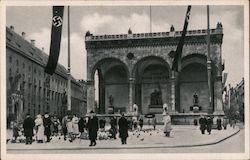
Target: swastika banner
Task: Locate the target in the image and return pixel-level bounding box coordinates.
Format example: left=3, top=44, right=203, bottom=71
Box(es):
left=172, top=5, right=191, bottom=72
left=45, top=6, right=64, bottom=75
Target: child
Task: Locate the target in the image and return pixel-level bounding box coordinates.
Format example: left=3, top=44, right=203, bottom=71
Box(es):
left=12, top=121, right=20, bottom=143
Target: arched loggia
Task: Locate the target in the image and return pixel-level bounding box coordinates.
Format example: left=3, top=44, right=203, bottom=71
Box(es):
left=132, top=56, right=171, bottom=114
left=90, top=58, right=129, bottom=114
left=178, top=54, right=210, bottom=113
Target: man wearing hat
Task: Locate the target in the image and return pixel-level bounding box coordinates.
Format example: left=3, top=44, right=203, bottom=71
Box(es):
left=23, top=113, right=35, bottom=145
left=43, top=112, right=52, bottom=142
left=87, top=111, right=98, bottom=146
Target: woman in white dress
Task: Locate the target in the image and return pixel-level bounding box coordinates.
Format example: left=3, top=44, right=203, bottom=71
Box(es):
left=35, top=114, right=45, bottom=143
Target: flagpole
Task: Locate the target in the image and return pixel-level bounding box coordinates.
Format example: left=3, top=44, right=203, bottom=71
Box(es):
left=150, top=5, right=152, bottom=33
left=207, top=5, right=213, bottom=112
left=67, top=6, right=71, bottom=111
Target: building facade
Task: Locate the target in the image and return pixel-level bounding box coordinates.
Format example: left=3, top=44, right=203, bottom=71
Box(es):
left=85, top=23, right=225, bottom=121
left=224, top=78, right=244, bottom=121
left=6, top=26, right=87, bottom=126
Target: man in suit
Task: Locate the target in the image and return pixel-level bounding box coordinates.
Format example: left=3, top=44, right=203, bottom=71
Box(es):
left=87, top=110, right=98, bottom=146
left=118, top=113, right=129, bottom=144
left=23, top=113, right=35, bottom=145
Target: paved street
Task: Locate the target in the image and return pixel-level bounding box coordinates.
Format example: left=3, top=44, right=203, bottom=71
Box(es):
left=6, top=124, right=243, bottom=154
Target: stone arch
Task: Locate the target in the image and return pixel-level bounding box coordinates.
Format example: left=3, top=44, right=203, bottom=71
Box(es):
left=132, top=55, right=171, bottom=114
left=178, top=54, right=210, bottom=113
left=181, top=54, right=207, bottom=69
left=90, top=57, right=129, bottom=81
left=132, top=55, right=171, bottom=79
left=90, top=57, right=130, bottom=114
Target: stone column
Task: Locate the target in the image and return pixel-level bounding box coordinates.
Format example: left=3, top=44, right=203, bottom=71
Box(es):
left=213, top=76, right=224, bottom=115
left=128, top=77, right=135, bottom=113
left=170, top=71, right=176, bottom=112
left=87, top=80, right=95, bottom=113
left=213, top=46, right=224, bottom=116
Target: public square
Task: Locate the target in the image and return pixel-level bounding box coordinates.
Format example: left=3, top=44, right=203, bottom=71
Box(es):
left=6, top=124, right=244, bottom=154
left=2, top=3, right=248, bottom=160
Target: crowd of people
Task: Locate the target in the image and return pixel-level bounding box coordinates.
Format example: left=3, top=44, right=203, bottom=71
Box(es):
left=198, top=115, right=232, bottom=135
left=9, top=110, right=237, bottom=146
left=10, top=111, right=139, bottom=146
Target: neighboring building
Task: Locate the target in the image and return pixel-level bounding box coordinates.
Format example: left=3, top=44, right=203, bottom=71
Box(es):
left=6, top=26, right=87, bottom=126
left=85, top=23, right=225, bottom=123
left=224, top=78, right=244, bottom=121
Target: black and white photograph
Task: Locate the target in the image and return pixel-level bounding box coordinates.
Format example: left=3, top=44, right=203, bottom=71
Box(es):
left=1, top=0, right=249, bottom=160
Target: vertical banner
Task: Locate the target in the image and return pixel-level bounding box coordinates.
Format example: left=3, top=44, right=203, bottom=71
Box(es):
left=172, top=5, right=191, bottom=72
left=45, top=6, right=64, bottom=75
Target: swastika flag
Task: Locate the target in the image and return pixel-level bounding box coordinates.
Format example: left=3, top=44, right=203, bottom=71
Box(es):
left=172, top=5, right=191, bottom=72
left=45, top=6, right=64, bottom=75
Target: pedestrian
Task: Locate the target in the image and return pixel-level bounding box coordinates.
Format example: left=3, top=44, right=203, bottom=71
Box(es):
left=199, top=115, right=207, bottom=134
left=223, top=117, right=228, bottom=130
left=23, top=113, right=35, bottom=145
left=43, top=112, right=52, bottom=142
left=132, top=116, right=137, bottom=131
left=12, top=121, right=20, bottom=142
left=78, top=116, right=86, bottom=135
left=52, top=116, right=60, bottom=137
left=163, top=112, right=171, bottom=137
left=206, top=116, right=213, bottom=135
left=66, top=114, right=74, bottom=142
left=61, top=115, right=68, bottom=140
left=35, top=114, right=45, bottom=143
left=152, top=117, right=157, bottom=130
left=109, top=117, right=117, bottom=139
left=118, top=113, right=129, bottom=144
left=87, top=111, right=98, bottom=146
left=217, top=117, right=222, bottom=130
left=72, top=114, right=79, bottom=140
left=139, top=117, right=143, bottom=131
left=99, top=118, right=106, bottom=129
left=232, top=118, right=236, bottom=129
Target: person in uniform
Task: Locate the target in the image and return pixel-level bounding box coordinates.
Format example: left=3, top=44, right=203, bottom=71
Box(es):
left=199, top=115, right=207, bottom=134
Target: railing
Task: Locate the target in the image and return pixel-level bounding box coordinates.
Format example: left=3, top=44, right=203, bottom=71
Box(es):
left=86, top=28, right=222, bottom=41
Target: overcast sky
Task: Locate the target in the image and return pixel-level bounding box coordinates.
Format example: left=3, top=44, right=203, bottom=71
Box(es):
left=6, top=5, right=244, bottom=87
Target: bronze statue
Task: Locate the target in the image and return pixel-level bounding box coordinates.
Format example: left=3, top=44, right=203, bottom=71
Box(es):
left=150, top=89, right=163, bottom=105
left=193, top=92, right=199, bottom=106
left=109, top=95, right=114, bottom=106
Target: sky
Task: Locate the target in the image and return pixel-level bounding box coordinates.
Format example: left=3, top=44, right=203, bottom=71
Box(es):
left=6, top=5, right=244, bottom=87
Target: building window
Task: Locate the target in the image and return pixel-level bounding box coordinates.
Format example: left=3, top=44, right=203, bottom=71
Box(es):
left=34, top=68, right=36, bottom=74
left=16, top=60, right=19, bottom=66
left=29, top=66, right=31, bottom=72
left=9, top=56, right=12, bottom=63
left=23, top=63, right=25, bottom=69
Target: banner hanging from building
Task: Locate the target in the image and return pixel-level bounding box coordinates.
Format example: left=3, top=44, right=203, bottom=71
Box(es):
left=45, top=6, right=64, bottom=75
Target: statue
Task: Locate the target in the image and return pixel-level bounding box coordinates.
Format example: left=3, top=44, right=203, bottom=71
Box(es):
left=85, top=30, right=91, bottom=37
left=128, top=28, right=132, bottom=34
left=132, top=104, right=138, bottom=116
left=163, top=103, right=168, bottom=115
left=170, top=24, right=175, bottom=32
left=108, top=95, right=114, bottom=106
left=150, top=89, right=163, bottom=105
left=193, top=92, right=199, bottom=106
